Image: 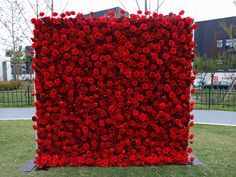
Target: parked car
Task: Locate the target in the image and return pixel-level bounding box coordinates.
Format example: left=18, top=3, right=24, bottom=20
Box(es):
left=193, top=80, right=206, bottom=88
left=203, top=81, right=235, bottom=90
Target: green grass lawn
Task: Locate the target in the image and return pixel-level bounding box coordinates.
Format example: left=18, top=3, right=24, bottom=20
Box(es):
left=0, top=120, right=236, bottom=177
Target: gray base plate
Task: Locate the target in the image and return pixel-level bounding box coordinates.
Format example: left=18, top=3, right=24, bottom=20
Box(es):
left=189, top=153, right=202, bottom=165
left=18, top=160, right=36, bottom=172
left=18, top=155, right=201, bottom=172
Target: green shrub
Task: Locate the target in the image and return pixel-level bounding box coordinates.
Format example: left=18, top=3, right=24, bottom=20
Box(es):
left=0, top=81, right=21, bottom=91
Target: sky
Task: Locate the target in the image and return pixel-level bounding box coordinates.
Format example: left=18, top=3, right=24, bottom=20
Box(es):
left=49, top=0, right=236, bottom=21
left=0, top=0, right=236, bottom=55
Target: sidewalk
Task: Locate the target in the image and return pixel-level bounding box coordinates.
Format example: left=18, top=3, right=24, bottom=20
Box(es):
left=0, top=107, right=35, bottom=120
left=193, top=110, right=236, bottom=126
left=0, top=108, right=236, bottom=126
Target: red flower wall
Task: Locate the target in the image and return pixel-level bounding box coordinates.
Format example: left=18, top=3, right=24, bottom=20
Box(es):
left=31, top=11, right=196, bottom=168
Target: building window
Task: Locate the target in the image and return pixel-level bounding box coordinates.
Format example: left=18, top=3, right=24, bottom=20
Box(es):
left=226, top=39, right=232, bottom=47
left=233, top=39, right=236, bottom=47
left=225, top=39, right=236, bottom=48
left=217, top=40, right=223, bottom=48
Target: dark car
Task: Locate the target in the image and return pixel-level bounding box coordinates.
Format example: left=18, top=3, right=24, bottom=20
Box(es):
left=203, top=81, right=235, bottom=90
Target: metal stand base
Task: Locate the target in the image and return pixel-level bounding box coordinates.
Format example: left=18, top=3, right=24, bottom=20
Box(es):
left=18, top=154, right=201, bottom=172
left=18, top=160, right=36, bottom=172
left=189, top=153, right=202, bottom=165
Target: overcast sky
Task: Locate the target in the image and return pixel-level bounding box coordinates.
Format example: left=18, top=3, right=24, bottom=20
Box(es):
left=49, top=0, right=236, bottom=21
left=0, top=0, right=236, bottom=55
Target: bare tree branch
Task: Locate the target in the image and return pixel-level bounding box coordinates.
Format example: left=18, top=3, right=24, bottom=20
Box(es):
left=152, top=0, right=167, bottom=13
left=135, top=0, right=141, bottom=10
left=44, top=0, right=52, bottom=12
left=15, top=20, right=32, bottom=43
left=14, top=0, right=33, bottom=33
left=26, top=0, right=37, bottom=16
left=0, top=0, right=29, bottom=51
left=118, top=0, right=128, bottom=12
left=220, top=21, right=236, bottom=51
left=60, top=0, right=70, bottom=14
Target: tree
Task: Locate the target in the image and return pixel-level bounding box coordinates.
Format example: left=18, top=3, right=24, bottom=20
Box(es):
left=194, top=1, right=236, bottom=88
left=220, top=21, right=236, bottom=51
left=0, top=0, right=31, bottom=51
left=218, top=5, right=236, bottom=71
left=0, top=0, right=31, bottom=80
left=5, top=47, right=24, bottom=80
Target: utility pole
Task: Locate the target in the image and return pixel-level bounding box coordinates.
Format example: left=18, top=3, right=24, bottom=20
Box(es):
left=149, top=0, right=151, bottom=12
left=157, top=0, right=160, bottom=12
left=36, top=0, right=39, bottom=17
left=145, top=0, right=147, bottom=12
left=51, top=0, right=54, bottom=15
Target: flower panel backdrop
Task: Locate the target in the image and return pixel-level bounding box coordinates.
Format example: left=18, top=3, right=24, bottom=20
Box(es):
left=31, top=10, right=196, bottom=168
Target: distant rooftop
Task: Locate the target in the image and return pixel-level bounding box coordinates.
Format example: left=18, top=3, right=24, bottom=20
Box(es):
left=196, top=16, right=236, bottom=23
left=84, top=7, right=129, bottom=18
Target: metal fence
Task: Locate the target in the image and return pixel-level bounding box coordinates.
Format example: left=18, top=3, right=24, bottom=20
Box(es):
left=0, top=88, right=34, bottom=107
left=0, top=87, right=236, bottom=111
left=192, top=89, right=236, bottom=111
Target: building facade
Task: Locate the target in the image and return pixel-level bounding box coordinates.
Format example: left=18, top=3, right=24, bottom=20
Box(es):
left=194, top=16, right=236, bottom=58
left=0, top=56, right=11, bottom=81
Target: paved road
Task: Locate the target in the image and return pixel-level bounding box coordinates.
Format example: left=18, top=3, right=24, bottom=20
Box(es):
left=193, top=110, right=236, bottom=126
left=0, top=107, right=35, bottom=120
left=0, top=108, right=236, bottom=126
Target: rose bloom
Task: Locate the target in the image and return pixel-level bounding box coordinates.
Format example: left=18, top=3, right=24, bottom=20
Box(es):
left=32, top=12, right=195, bottom=168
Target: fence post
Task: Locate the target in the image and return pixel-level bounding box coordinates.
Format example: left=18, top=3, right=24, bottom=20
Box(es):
left=27, top=87, right=30, bottom=106
left=208, top=88, right=211, bottom=109
left=3, top=90, right=5, bottom=105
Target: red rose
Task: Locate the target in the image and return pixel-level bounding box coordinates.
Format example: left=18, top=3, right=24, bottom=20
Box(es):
left=159, top=103, right=166, bottom=110
left=191, top=88, right=196, bottom=94
left=179, top=10, right=185, bottom=15
left=190, top=41, right=196, bottom=48
left=132, top=110, right=139, bottom=116
left=39, top=12, right=44, bottom=17
left=139, top=113, right=148, bottom=121
left=164, top=84, right=171, bottom=92
left=189, top=121, right=194, bottom=127
left=120, top=9, right=126, bottom=15
left=190, top=156, right=195, bottom=162
left=191, top=23, right=197, bottom=30
left=52, top=12, right=58, bottom=16
left=190, top=114, right=194, bottom=120
left=170, top=48, right=177, bottom=54
left=193, top=69, right=198, bottom=75
left=187, top=148, right=193, bottom=153
left=137, top=10, right=142, bottom=14
left=140, top=23, right=148, bottom=30
left=106, top=10, right=115, bottom=17
left=130, top=25, right=137, bottom=33
left=125, top=69, right=132, bottom=78
left=99, top=120, right=105, bottom=126
left=189, top=134, right=194, bottom=140
left=91, top=53, right=99, bottom=61
left=156, top=59, right=163, bottom=65
left=144, top=11, right=150, bottom=15
left=82, top=126, right=88, bottom=133
left=127, top=88, right=133, bottom=95
left=162, top=53, right=170, bottom=60
left=32, top=125, right=37, bottom=130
